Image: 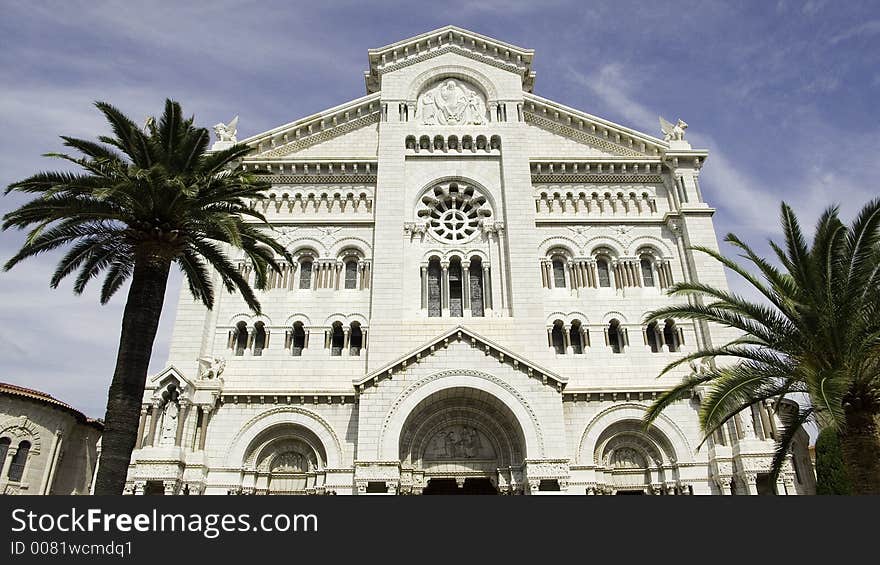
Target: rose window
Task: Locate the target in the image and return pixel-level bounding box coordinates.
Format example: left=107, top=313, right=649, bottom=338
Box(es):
left=418, top=182, right=492, bottom=243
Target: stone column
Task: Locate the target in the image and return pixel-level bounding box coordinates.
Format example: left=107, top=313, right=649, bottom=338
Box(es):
left=563, top=324, right=572, bottom=354
left=742, top=472, right=758, bottom=495
left=343, top=328, right=351, bottom=357
left=420, top=265, right=428, bottom=310
left=441, top=261, right=450, bottom=317
left=0, top=446, right=17, bottom=481
left=482, top=265, right=492, bottom=312
left=546, top=327, right=554, bottom=349
left=462, top=263, right=471, bottom=315
left=175, top=401, right=189, bottom=447
left=145, top=402, right=161, bottom=447
left=198, top=405, right=213, bottom=451
left=136, top=406, right=148, bottom=448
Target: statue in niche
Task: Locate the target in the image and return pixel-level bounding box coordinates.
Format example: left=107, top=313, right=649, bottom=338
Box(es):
left=659, top=116, right=688, bottom=141
left=158, top=382, right=181, bottom=446
left=418, top=79, right=487, bottom=125
left=159, top=400, right=178, bottom=446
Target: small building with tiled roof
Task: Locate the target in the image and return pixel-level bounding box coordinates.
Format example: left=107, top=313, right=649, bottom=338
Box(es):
left=0, top=382, right=102, bottom=495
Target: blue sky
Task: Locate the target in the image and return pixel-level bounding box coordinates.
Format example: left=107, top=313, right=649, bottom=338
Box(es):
left=1, top=0, right=878, bottom=417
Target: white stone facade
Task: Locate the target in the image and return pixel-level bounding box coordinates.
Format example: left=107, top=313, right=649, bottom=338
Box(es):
left=127, top=26, right=815, bottom=495
left=0, top=383, right=102, bottom=495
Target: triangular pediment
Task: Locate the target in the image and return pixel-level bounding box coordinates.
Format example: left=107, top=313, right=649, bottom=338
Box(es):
left=242, top=93, right=381, bottom=159
left=148, top=365, right=193, bottom=389
left=364, top=25, right=535, bottom=94
left=355, top=325, right=567, bottom=390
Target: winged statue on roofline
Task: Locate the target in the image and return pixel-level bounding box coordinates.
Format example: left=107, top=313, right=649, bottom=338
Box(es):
left=213, top=115, right=239, bottom=143
left=659, top=116, right=688, bottom=142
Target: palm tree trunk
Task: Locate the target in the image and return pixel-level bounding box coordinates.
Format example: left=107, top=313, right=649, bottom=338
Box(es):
left=94, top=252, right=171, bottom=495
left=840, top=409, right=880, bottom=495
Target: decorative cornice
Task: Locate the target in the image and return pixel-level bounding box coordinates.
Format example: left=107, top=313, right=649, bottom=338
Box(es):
left=242, top=94, right=381, bottom=158
left=524, top=94, right=669, bottom=156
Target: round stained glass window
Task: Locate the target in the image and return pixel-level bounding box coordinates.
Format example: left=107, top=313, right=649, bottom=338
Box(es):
left=419, top=182, right=492, bottom=243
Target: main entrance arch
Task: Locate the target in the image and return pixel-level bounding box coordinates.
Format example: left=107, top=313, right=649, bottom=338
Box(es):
left=397, top=386, right=527, bottom=494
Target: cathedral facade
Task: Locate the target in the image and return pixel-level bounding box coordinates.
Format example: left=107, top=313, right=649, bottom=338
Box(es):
left=126, top=27, right=815, bottom=495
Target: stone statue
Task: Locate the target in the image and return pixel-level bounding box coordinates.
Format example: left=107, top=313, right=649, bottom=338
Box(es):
left=213, top=115, right=239, bottom=143
left=159, top=400, right=178, bottom=446
left=659, top=116, right=688, bottom=141
left=417, top=79, right=486, bottom=125
left=199, top=356, right=226, bottom=380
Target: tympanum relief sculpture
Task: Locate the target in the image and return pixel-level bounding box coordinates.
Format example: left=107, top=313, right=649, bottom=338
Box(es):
left=417, top=79, right=487, bottom=125
left=423, top=425, right=495, bottom=460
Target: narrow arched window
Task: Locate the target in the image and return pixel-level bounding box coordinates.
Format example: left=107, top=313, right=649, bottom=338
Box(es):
left=641, top=258, right=655, bottom=287
left=448, top=258, right=463, bottom=317
left=570, top=320, right=584, bottom=354
left=253, top=322, right=267, bottom=356
left=234, top=321, right=248, bottom=356
left=299, top=260, right=313, bottom=289
left=291, top=322, right=305, bottom=356
left=0, top=438, right=10, bottom=472
left=551, top=321, right=565, bottom=354
left=646, top=321, right=661, bottom=353
left=552, top=258, right=566, bottom=288
left=469, top=257, right=484, bottom=317
left=8, top=440, right=30, bottom=482
left=597, top=259, right=611, bottom=287
left=330, top=323, right=344, bottom=356
left=608, top=320, right=623, bottom=353
left=427, top=258, right=442, bottom=317
left=350, top=323, right=363, bottom=356
left=664, top=320, right=681, bottom=352
left=344, top=260, right=358, bottom=289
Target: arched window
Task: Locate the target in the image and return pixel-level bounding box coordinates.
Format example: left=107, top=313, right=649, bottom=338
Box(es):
left=234, top=321, right=248, bottom=356
left=298, top=259, right=313, bottom=289
left=646, top=321, right=661, bottom=353
left=344, top=259, right=358, bottom=289
left=597, top=258, right=611, bottom=288
left=291, top=322, right=306, bottom=356
left=448, top=258, right=463, bottom=317
left=608, top=319, right=624, bottom=353
left=663, top=320, right=681, bottom=352
left=551, top=321, right=565, bottom=354
left=469, top=257, right=485, bottom=317
left=253, top=322, right=267, bottom=356
left=0, top=438, right=9, bottom=471
left=8, top=440, right=30, bottom=482
left=570, top=320, right=584, bottom=354
left=552, top=258, right=566, bottom=288
left=350, top=322, right=363, bottom=356
left=640, top=257, right=655, bottom=287
left=427, top=258, right=442, bottom=317
left=329, top=323, right=344, bottom=356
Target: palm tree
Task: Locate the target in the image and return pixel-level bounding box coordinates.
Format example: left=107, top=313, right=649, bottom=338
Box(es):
left=643, top=200, right=880, bottom=494
left=3, top=100, right=289, bottom=494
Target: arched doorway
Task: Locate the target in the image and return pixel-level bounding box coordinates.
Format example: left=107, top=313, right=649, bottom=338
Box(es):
left=242, top=424, right=328, bottom=495
left=397, top=387, right=527, bottom=495
left=593, top=420, right=679, bottom=494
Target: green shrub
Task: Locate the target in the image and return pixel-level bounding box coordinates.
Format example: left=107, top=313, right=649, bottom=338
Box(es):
left=815, top=427, right=852, bottom=495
